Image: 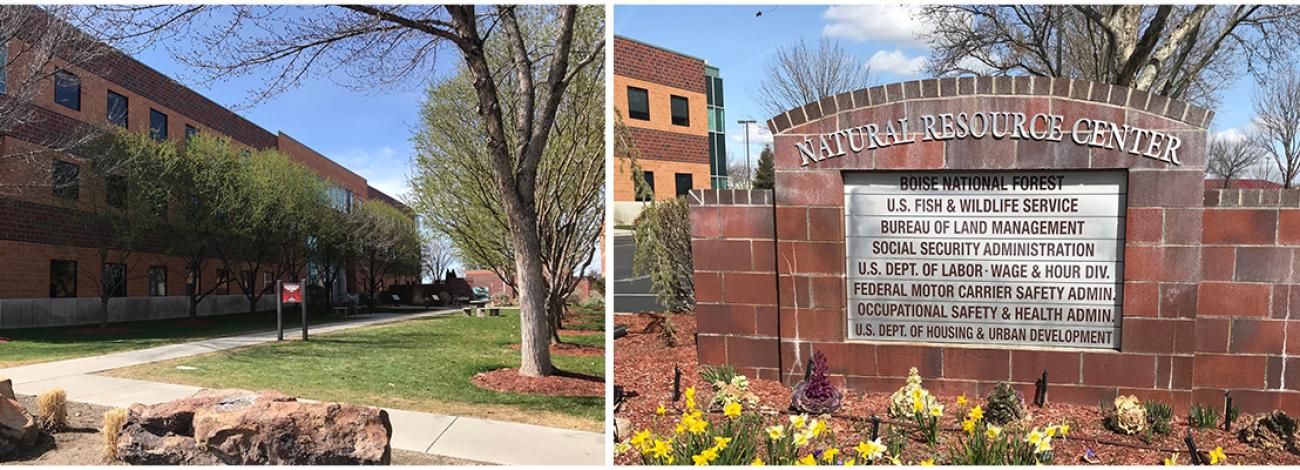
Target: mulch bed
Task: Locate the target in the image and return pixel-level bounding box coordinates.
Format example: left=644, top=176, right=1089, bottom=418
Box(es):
left=507, top=342, right=605, bottom=357
left=472, top=368, right=605, bottom=397
left=613, top=313, right=1300, bottom=466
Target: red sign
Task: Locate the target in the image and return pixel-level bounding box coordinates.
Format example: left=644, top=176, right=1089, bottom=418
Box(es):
left=281, top=282, right=302, bottom=304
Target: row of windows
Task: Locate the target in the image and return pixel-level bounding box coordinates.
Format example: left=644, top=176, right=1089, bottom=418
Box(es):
left=49, top=260, right=276, bottom=298
left=52, top=69, right=189, bottom=143
left=633, top=171, right=694, bottom=201
left=626, top=86, right=691, bottom=127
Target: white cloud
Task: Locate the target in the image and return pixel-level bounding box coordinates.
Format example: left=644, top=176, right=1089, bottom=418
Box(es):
left=328, top=146, right=411, bottom=200
left=866, top=49, right=928, bottom=76
left=822, top=5, right=930, bottom=48
left=730, top=122, right=773, bottom=147
left=1213, top=128, right=1248, bottom=143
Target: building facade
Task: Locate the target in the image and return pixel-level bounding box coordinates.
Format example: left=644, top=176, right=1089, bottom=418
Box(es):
left=612, top=35, right=725, bottom=224
left=0, top=14, right=411, bottom=328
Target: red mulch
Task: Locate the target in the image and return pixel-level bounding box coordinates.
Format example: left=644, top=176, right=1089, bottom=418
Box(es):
left=472, top=368, right=605, bottom=397
left=507, top=342, right=605, bottom=357
left=72, top=327, right=134, bottom=335
left=613, top=313, right=1300, bottom=465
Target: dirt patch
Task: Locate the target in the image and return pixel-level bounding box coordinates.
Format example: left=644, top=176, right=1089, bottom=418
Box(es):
left=472, top=368, right=604, bottom=397
left=613, top=313, right=1300, bottom=466
left=507, top=343, right=604, bottom=357
left=0, top=395, right=489, bottom=465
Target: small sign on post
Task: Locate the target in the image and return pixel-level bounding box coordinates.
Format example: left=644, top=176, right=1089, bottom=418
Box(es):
left=277, top=281, right=305, bottom=341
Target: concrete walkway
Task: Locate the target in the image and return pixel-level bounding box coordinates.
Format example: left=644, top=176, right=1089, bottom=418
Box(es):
left=0, top=309, right=605, bottom=465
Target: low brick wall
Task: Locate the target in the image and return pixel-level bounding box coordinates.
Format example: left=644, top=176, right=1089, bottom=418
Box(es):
left=0, top=294, right=275, bottom=329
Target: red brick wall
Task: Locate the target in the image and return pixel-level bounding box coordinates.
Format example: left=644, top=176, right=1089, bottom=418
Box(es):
left=691, top=76, right=1257, bottom=412
left=1194, top=188, right=1300, bottom=411
left=628, top=127, right=709, bottom=165
left=613, top=37, right=705, bottom=94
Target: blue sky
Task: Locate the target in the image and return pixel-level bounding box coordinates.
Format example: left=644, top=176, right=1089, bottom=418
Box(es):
left=129, top=34, right=440, bottom=201
left=614, top=4, right=1258, bottom=165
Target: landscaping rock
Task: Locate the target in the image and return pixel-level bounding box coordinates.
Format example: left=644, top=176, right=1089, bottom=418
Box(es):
left=0, top=381, right=37, bottom=457
left=116, top=389, right=392, bottom=465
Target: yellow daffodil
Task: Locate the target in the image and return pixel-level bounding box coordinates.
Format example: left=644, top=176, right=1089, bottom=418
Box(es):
left=920, top=458, right=935, bottom=466
left=751, top=457, right=766, bottom=466
left=665, top=456, right=676, bottom=465
left=674, top=422, right=686, bottom=435
left=713, top=437, right=732, bottom=451
left=961, top=418, right=976, bottom=434
left=614, top=441, right=631, bottom=455
left=724, top=401, right=742, bottom=419
left=1059, top=424, right=1070, bottom=436
left=986, top=425, right=1003, bottom=440
left=688, top=417, right=708, bottom=434
left=844, top=458, right=856, bottom=466
left=1046, top=426, right=1058, bottom=438
left=766, top=425, right=785, bottom=440
left=631, top=429, right=651, bottom=447
left=855, top=438, right=886, bottom=460
left=701, top=448, right=718, bottom=461
left=956, top=394, right=968, bottom=407
left=685, top=386, right=697, bottom=410
left=794, top=430, right=812, bottom=447
left=929, top=403, right=944, bottom=417
left=811, top=419, right=828, bottom=437
left=1209, top=447, right=1226, bottom=465
left=651, top=439, right=671, bottom=459
left=888, top=455, right=902, bottom=466
left=968, top=405, right=984, bottom=421
left=912, top=395, right=924, bottom=412
left=797, top=454, right=818, bottom=466
left=692, top=454, right=710, bottom=466
left=1026, top=428, right=1044, bottom=445
left=1035, top=437, right=1052, bottom=454
left=823, top=448, right=840, bottom=462
left=656, top=404, right=666, bottom=416
left=791, top=414, right=808, bottom=429
left=1164, top=453, right=1179, bottom=466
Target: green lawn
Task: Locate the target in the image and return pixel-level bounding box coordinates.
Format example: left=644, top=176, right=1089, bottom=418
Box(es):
left=103, top=308, right=605, bottom=432
left=0, top=308, right=360, bottom=369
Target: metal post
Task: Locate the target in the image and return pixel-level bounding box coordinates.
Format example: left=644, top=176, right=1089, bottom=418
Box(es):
left=276, top=280, right=283, bottom=341
left=301, top=278, right=308, bottom=341
left=737, top=119, right=756, bottom=188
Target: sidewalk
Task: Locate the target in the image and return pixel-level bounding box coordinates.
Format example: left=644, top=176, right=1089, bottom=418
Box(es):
left=0, top=309, right=604, bottom=465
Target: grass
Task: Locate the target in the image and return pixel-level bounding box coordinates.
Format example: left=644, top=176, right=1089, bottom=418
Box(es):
left=0, top=308, right=361, bottom=369
left=102, top=308, right=605, bottom=432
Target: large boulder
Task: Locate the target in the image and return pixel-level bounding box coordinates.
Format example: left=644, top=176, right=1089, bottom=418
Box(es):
left=117, top=389, right=392, bottom=465
left=0, top=379, right=38, bottom=457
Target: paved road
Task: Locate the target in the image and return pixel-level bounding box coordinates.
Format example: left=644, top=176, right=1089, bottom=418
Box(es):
left=613, top=232, right=666, bottom=313
left=0, top=309, right=605, bottom=465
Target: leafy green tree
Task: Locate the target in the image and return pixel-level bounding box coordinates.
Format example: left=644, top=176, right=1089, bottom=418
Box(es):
left=410, top=5, right=604, bottom=343
left=753, top=145, right=775, bottom=190
left=633, top=198, right=694, bottom=313
left=349, top=199, right=421, bottom=308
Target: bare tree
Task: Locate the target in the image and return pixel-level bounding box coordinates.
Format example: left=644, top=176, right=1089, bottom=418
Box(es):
left=1252, top=74, right=1300, bottom=188
left=920, top=5, right=1300, bottom=108
left=727, top=161, right=753, bottom=190
left=1206, top=134, right=1263, bottom=188
left=755, top=37, right=873, bottom=118
left=422, top=232, right=456, bottom=285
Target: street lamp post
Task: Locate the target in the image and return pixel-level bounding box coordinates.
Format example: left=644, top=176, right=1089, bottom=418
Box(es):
left=737, top=120, right=756, bottom=189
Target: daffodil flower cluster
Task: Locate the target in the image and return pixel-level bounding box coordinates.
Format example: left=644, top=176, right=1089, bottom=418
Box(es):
left=950, top=403, right=1069, bottom=466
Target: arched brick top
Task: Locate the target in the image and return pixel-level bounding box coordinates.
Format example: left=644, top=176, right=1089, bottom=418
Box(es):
left=767, top=76, right=1212, bottom=135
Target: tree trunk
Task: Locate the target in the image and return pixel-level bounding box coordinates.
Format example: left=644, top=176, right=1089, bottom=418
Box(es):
left=547, top=295, right=565, bottom=345
left=510, top=212, right=555, bottom=377
left=188, top=295, right=198, bottom=319
left=100, top=298, right=110, bottom=329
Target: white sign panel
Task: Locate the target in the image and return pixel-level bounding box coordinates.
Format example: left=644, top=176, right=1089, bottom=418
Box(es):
left=844, top=171, right=1126, bottom=349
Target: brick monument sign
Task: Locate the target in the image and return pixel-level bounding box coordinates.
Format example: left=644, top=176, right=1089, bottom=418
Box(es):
left=691, top=76, right=1300, bottom=413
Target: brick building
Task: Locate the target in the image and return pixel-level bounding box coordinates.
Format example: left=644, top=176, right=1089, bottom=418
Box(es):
left=0, top=13, right=412, bottom=328
left=613, top=36, right=726, bottom=224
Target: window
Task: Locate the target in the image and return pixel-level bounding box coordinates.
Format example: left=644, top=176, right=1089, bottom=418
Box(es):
left=54, top=70, right=80, bottom=111
left=217, top=269, right=232, bottom=294
left=241, top=270, right=255, bottom=294
left=107, top=174, right=126, bottom=208
left=149, top=109, right=168, bottom=141
left=711, top=76, right=725, bottom=107
left=52, top=160, right=80, bottom=200
left=102, top=263, right=126, bottom=297
left=185, top=268, right=199, bottom=296
left=185, top=125, right=198, bottom=143
left=0, top=42, right=7, bottom=94
left=264, top=271, right=275, bottom=289
left=627, top=86, right=650, bottom=121
left=675, top=173, right=694, bottom=197
left=107, top=91, right=129, bottom=128
left=636, top=171, right=655, bottom=202
left=670, top=95, right=690, bottom=126
left=50, top=260, right=77, bottom=298
left=149, top=266, right=167, bottom=296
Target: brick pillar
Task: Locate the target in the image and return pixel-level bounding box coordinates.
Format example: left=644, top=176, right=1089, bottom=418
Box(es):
left=689, top=189, right=782, bottom=380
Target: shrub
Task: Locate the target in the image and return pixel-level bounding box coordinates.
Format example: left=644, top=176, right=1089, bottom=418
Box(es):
left=984, top=383, right=1026, bottom=425
left=36, top=388, right=67, bottom=432
left=1190, top=404, right=1220, bottom=430
left=700, top=365, right=738, bottom=386
left=889, top=367, right=940, bottom=419
left=790, top=351, right=844, bottom=415
left=1144, top=400, right=1174, bottom=436
left=102, top=408, right=128, bottom=462
left=632, top=198, right=694, bottom=313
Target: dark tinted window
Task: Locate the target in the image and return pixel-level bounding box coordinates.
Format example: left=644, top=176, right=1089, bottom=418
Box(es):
left=54, top=70, right=80, bottom=110
left=149, top=109, right=168, bottom=141
left=185, top=125, right=198, bottom=143
left=637, top=171, right=655, bottom=202
left=107, top=174, right=127, bottom=208
left=103, top=263, right=126, bottom=297
left=50, top=260, right=77, bottom=298
left=52, top=160, right=80, bottom=200
left=675, top=173, right=693, bottom=197
left=627, top=86, right=650, bottom=121
left=670, top=95, right=689, bottom=126
left=107, top=91, right=129, bottom=127
left=712, top=77, right=725, bottom=107
left=149, top=266, right=167, bottom=296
